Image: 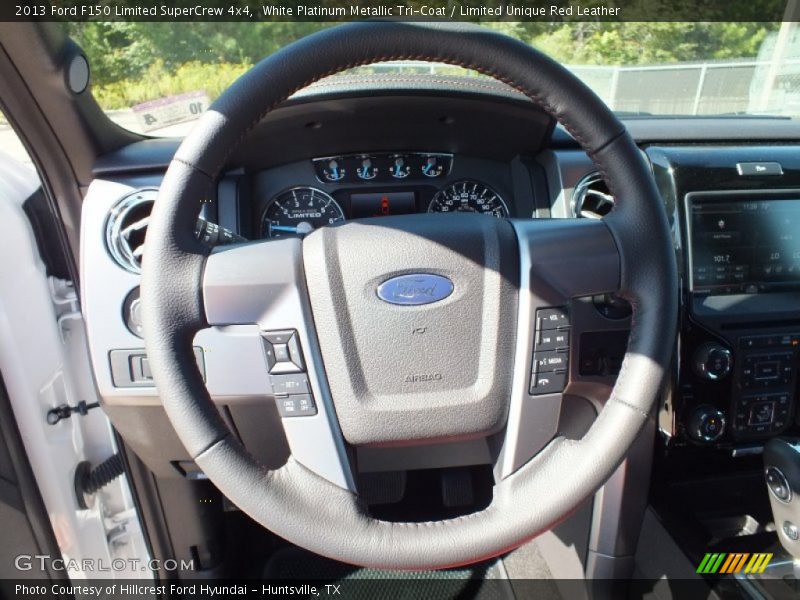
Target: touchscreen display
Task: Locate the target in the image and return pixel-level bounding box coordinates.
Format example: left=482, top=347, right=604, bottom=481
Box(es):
left=690, top=197, right=800, bottom=294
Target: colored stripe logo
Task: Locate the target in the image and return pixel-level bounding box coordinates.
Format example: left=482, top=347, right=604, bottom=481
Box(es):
left=696, top=553, right=772, bottom=574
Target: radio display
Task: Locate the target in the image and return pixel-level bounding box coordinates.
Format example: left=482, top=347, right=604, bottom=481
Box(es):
left=689, top=194, right=800, bottom=295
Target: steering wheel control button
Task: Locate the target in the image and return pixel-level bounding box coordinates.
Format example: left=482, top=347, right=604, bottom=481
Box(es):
left=766, top=466, right=792, bottom=503
left=271, top=374, right=311, bottom=396
left=276, top=394, right=317, bottom=417
left=530, top=307, right=570, bottom=395
left=530, top=370, right=568, bottom=395
left=533, top=350, right=569, bottom=373
left=537, top=307, right=570, bottom=330
left=536, top=330, right=570, bottom=352
left=263, top=331, right=315, bottom=417
left=262, top=330, right=305, bottom=374
left=273, top=344, right=291, bottom=362
left=783, top=522, right=799, bottom=541
left=263, top=330, right=295, bottom=345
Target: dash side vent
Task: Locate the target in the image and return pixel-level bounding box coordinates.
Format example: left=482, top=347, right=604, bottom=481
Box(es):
left=104, top=189, right=157, bottom=273
left=572, top=172, right=614, bottom=219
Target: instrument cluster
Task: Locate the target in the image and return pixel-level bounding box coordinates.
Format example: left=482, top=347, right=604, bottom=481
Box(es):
left=260, top=152, right=510, bottom=239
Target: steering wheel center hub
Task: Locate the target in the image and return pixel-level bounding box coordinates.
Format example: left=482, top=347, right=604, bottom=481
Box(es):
left=303, top=214, right=519, bottom=446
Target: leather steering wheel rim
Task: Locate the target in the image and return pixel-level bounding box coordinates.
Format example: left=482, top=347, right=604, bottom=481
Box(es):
left=141, top=21, right=677, bottom=569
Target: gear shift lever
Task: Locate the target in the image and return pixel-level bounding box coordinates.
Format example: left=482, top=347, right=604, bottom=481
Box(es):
left=764, top=437, right=800, bottom=558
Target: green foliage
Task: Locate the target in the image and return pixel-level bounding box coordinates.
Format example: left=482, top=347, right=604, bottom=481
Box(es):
left=91, top=60, right=251, bottom=110
left=67, top=20, right=781, bottom=110
left=523, top=22, right=777, bottom=65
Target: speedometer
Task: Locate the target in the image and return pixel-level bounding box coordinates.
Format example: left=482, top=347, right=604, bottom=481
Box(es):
left=428, top=180, right=509, bottom=218
left=262, top=187, right=345, bottom=238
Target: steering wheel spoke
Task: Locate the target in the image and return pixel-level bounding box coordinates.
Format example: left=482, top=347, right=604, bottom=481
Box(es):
left=497, top=218, right=621, bottom=478
left=203, top=239, right=356, bottom=490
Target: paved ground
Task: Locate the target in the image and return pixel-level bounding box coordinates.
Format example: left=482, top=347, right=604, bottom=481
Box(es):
left=1, top=110, right=197, bottom=167
left=0, top=122, right=34, bottom=166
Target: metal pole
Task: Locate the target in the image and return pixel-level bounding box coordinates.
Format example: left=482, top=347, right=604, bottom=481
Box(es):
left=692, top=64, right=709, bottom=115
left=757, top=0, right=800, bottom=112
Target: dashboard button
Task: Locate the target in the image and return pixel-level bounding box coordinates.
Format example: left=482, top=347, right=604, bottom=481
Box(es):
left=766, top=466, right=792, bottom=503
left=755, top=361, right=780, bottom=379
left=736, top=162, right=783, bottom=176
left=693, top=343, right=732, bottom=381
left=748, top=401, right=775, bottom=426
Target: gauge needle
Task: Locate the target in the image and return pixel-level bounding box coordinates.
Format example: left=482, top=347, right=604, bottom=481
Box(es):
left=271, top=222, right=315, bottom=236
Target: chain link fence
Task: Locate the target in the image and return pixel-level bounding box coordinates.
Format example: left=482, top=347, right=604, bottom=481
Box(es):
left=571, top=59, right=800, bottom=116
left=368, top=58, right=800, bottom=117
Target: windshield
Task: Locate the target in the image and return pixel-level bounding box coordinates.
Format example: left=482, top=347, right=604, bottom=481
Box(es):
left=68, top=21, right=794, bottom=136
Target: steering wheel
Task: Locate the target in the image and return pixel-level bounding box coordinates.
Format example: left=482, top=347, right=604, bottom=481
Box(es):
left=141, top=21, right=677, bottom=570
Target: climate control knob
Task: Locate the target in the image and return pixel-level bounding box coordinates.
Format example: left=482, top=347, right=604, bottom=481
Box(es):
left=687, top=405, right=726, bottom=443
left=693, top=343, right=732, bottom=381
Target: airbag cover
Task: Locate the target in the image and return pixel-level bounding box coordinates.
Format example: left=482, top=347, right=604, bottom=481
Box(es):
left=303, top=214, right=518, bottom=446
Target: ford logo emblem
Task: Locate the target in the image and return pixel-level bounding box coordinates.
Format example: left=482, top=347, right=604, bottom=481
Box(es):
left=376, top=274, right=454, bottom=306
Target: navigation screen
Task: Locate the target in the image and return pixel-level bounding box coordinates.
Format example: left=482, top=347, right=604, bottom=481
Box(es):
left=690, top=196, right=800, bottom=295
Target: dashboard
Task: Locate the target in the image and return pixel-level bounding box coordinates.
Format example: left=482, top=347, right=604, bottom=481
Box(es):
left=79, top=79, right=800, bottom=481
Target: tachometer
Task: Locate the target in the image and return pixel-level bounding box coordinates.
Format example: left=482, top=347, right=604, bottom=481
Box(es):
left=428, top=180, right=509, bottom=217
left=262, top=187, right=345, bottom=238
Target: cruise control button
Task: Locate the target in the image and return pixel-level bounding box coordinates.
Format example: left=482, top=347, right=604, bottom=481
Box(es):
left=533, top=350, right=569, bottom=373
left=271, top=373, right=310, bottom=396
left=276, top=394, right=317, bottom=417
left=530, top=370, right=567, bottom=395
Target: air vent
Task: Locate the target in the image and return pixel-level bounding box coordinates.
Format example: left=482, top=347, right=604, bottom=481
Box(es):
left=572, top=172, right=615, bottom=219
left=105, top=189, right=157, bottom=273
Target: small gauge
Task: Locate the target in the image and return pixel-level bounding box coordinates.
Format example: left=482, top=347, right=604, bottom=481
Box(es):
left=321, top=159, right=346, bottom=182
left=421, top=155, right=446, bottom=178
left=428, top=180, right=509, bottom=218
left=356, top=157, right=379, bottom=180
left=262, top=187, right=345, bottom=238
left=390, top=156, right=411, bottom=179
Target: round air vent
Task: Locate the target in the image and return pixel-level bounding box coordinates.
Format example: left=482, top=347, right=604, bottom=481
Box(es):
left=572, top=172, right=615, bottom=219
left=105, top=188, right=157, bottom=273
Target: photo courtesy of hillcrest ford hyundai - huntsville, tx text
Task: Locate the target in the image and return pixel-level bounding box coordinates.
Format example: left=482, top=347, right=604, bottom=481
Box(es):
left=3, top=1, right=800, bottom=598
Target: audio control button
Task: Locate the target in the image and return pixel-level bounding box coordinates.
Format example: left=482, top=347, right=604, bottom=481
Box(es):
left=693, top=343, right=732, bottom=381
